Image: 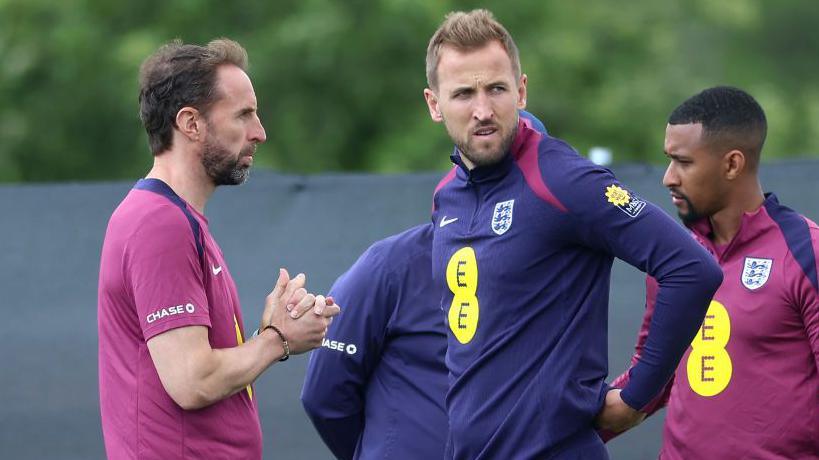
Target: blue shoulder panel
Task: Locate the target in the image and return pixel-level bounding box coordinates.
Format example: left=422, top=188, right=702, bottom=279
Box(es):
left=765, top=194, right=818, bottom=293
left=519, top=110, right=547, bottom=134
left=133, top=178, right=204, bottom=261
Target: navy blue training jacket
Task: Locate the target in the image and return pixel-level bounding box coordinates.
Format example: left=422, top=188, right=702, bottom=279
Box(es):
left=302, top=223, right=447, bottom=460
left=431, top=116, right=723, bottom=459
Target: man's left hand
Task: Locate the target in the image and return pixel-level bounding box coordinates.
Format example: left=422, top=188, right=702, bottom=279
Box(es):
left=594, top=389, right=646, bottom=434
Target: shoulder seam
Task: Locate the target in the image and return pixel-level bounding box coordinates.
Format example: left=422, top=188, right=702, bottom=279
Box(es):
left=134, top=180, right=204, bottom=262
left=431, top=166, right=458, bottom=213
left=514, top=138, right=569, bottom=213
left=766, top=201, right=818, bottom=293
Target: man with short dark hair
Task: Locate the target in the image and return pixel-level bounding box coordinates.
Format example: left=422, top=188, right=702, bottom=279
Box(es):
left=424, top=9, right=723, bottom=459
left=98, top=38, right=339, bottom=459
left=611, top=86, right=819, bottom=458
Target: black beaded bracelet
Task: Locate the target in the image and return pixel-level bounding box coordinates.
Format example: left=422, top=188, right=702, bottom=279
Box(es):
left=263, top=324, right=290, bottom=361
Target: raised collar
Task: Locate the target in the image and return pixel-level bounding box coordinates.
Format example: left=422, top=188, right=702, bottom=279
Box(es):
left=689, top=193, right=778, bottom=257
left=450, top=117, right=539, bottom=184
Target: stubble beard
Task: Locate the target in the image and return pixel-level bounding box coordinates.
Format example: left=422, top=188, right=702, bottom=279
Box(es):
left=675, top=191, right=706, bottom=225
left=201, top=136, right=254, bottom=186
left=448, top=118, right=517, bottom=169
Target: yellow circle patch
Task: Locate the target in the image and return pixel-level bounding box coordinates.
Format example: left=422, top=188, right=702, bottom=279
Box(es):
left=686, top=300, right=733, bottom=396
left=687, top=348, right=733, bottom=397
left=446, top=247, right=479, bottom=344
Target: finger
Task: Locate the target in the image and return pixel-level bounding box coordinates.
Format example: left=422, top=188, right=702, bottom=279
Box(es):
left=268, top=268, right=290, bottom=299
left=286, top=288, right=307, bottom=312
left=282, top=273, right=306, bottom=306
left=326, top=296, right=334, bottom=306
left=321, top=304, right=341, bottom=318
left=312, top=295, right=326, bottom=315
left=290, top=293, right=316, bottom=319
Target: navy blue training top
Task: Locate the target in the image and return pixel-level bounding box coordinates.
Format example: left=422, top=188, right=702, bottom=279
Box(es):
left=301, top=223, right=447, bottom=460
left=431, top=116, right=723, bottom=459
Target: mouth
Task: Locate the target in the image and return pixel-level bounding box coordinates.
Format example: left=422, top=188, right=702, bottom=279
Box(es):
left=238, top=149, right=255, bottom=167
left=669, top=190, right=686, bottom=207
left=472, top=125, right=499, bottom=137
left=241, top=145, right=256, bottom=158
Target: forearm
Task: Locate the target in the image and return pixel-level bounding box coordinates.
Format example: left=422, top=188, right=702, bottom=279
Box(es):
left=302, top=358, right=366, bottom=460
left=303, top=410, right=363, bottom=460
left=193, top=329, right=285, bottom=405
left=150, top=326, right=285, bottom=410
left=620, top=257, right=722, bottom=409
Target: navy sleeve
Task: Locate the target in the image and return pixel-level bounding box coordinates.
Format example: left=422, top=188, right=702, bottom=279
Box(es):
left=301, top=245, right=395, bottom=460
left=543, top=144, right=722, bottom=410
left=601, top=277, right=673, bottom=442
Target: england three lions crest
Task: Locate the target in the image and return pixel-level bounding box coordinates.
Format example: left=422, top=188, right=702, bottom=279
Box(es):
left=742, top=257, right=772, bottom=290
left=492, top=199, right=515, bottom=235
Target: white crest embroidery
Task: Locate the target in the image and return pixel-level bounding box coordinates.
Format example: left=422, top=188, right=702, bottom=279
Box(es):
left=492, top=199, right=515, bottom=235
left=742, top=257, right=772, bottom=290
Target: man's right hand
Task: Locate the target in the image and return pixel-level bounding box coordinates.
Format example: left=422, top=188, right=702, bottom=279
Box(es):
left=263, top=269, right=341, bottom=355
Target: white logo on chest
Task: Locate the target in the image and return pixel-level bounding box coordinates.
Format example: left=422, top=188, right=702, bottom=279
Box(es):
left=440, top=216, right=458, bottom=227
left=491, top=199, right=515, bottom=235
left=741, top=257, right=772, bottom=290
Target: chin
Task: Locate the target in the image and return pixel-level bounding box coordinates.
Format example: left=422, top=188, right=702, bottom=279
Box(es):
left=465, top=144, right=501, bottom=163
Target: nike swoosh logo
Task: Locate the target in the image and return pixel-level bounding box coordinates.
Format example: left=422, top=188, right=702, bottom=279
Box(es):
left=212, top=264, right=223, bottom=275
left=440, top=216, right=458, bottom=227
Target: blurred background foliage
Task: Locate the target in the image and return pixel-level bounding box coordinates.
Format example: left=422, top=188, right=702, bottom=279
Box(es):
left=1, top=0, right=818, bottom=182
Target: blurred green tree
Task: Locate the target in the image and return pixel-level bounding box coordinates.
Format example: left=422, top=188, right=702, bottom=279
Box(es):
left=0, top=0, right=817, bottom=182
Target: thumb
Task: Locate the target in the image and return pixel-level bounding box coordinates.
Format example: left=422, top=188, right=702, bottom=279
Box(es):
left=269, top=268, right=289, bottom=299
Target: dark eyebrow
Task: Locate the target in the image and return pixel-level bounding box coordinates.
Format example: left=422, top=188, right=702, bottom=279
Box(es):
left=450, top=86, right=474, bottom=96
left=237, top=107, right=256, bottom=117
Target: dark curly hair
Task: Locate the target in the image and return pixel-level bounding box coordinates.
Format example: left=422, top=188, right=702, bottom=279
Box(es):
left=669, top=86, right=767, bottom=170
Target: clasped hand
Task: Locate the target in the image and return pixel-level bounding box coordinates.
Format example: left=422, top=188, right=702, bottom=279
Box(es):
left=261, top=268, right=341, bottom=355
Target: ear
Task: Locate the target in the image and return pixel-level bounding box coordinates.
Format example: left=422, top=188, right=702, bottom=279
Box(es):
left=517, top=73, right=528, bottom=109
left=723, top=149, right=746, bottom=180
left=424, top=88, right=443, bottom=123
left=175, top=106, right=203, bottom=142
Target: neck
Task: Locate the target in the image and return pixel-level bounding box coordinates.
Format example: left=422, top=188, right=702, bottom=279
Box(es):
left=146, top=148, right=214, bottom=214
left=708, top=177, right=765, bottom=245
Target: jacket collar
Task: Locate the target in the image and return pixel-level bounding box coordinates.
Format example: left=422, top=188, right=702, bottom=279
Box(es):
left=450, top=117, right=539, bottom=184
left=689, top=193, right=778, bottom=256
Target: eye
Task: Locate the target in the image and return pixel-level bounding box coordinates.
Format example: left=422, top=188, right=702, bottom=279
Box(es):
left=238, top=108, right=256, bottom=119
left=490, top=85, right=506, bottom=93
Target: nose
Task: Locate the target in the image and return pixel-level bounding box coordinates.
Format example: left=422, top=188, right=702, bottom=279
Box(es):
left=251, top=115, right=267, bottom=144
left=472, top=91, right=494, bottom=122
left=662, top=162, right=678, bottom=188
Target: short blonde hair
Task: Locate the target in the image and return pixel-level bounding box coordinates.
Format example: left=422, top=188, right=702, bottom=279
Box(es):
left=425, top=9, right=521, bottom=90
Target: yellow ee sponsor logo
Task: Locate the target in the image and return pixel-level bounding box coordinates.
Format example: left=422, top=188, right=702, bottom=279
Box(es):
left=687, top=300, right=732, bottom=397
left=446, top=247, right=479, bottom=344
